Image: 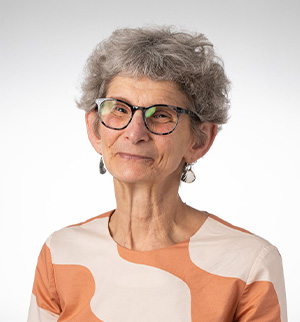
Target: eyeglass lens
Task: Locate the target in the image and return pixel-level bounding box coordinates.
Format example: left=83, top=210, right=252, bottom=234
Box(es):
left=99, top=100, right=178, bottom=134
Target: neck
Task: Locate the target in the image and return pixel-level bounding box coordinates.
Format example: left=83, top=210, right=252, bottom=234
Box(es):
left=109, top=177, right=207, bottom=251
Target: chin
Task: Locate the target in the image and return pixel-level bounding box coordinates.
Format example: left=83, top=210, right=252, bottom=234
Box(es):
left=110, top=167, right=153, bottom=184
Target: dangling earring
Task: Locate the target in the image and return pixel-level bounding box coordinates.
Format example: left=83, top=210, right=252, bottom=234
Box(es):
left=181, top=163, right=196, bottom=183
left=99, top=156, right=106, bottom=174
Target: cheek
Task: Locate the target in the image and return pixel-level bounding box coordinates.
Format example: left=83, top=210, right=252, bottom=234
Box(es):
left=157, top=138, right=186, bottom=164
left=99, top=127, right=116, bottom=149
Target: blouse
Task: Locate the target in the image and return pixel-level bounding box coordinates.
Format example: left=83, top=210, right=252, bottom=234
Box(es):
left=28, top=210, right=287, bottom=321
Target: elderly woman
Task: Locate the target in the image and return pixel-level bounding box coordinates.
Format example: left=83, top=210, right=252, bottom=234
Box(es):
left=28, top=27, right=287, bottom=322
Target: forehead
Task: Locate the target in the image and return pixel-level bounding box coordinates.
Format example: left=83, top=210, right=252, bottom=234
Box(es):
left=106, top=76, right=189, bottom=107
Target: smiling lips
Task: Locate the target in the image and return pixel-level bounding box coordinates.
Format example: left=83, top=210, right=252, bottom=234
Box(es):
left=117, top=152, right=153, bottom=160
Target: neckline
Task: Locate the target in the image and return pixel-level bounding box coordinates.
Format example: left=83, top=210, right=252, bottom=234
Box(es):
left=106, top=209, right=211, bottom=253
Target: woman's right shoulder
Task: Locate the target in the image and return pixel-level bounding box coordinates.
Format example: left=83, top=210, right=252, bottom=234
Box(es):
left=44, top=210, right=114, bottom=252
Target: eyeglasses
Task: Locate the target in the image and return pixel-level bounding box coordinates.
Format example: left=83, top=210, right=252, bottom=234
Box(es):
left=95, top=98, right=200, bottom=135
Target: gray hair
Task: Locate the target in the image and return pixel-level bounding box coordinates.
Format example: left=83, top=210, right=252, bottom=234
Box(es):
left=77, top=26, right=230, bottom=138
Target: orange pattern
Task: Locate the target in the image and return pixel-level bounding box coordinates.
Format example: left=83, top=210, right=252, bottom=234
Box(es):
left=32, top=243, right=61, bottom=316
left=118, top=242, right=246, bottom=320
left=53, top=264, right=101, bottom=322
left=28, top=211, right=287, bottom=322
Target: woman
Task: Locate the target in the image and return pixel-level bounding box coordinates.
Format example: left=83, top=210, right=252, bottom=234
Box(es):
left=28, top=26, right=287, bottom=322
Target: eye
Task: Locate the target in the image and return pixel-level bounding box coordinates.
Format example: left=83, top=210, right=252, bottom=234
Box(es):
left=147, top=106, right=175, bottom=122
left=113, top=105, right=130, bottom=114
left=107, top=101, right=131, bottom=116
left=153, top=112, right=169, bottom=118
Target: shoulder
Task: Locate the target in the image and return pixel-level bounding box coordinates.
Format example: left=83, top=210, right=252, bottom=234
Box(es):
left=203, top=214, right=273, bottom=247
left=189, top=214, right=282, bottom=283
left=199, top=215, right=287, bottom=322
left=45, top=210, right=114, bottom=260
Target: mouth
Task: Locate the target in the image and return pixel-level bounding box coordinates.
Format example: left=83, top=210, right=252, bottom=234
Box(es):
left=117, top=152, right=153, bottom=160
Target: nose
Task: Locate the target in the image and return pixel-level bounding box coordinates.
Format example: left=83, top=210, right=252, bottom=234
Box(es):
left=124, top=110, right=150, bottom=144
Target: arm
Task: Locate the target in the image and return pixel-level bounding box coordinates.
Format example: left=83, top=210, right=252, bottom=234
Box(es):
left=27, top=241, right=61, bottom=322
left=234, top=244, right=287, bottom=322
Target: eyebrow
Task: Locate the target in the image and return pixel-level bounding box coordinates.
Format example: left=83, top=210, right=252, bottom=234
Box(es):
left=107, top=96, right=133, bottom=105
left=105, top=96, right=183, bottom=109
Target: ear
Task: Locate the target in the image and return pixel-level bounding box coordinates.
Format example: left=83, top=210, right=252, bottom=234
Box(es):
left=187, top=122, right=218, bottom=163
left=85, top=110, right=102, bottom=154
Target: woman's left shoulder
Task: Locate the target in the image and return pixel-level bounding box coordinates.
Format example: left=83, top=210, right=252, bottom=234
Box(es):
left=202, top=213, right=279, bottom=251
left=196, top=214, right=287, bottom=322
left=189, top=213, right=283, bottom=283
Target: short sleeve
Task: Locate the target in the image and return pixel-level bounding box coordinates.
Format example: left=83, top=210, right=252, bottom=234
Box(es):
left=234, top=244, right=287, bottom=322
left=27, top=238, right=61, bottom=322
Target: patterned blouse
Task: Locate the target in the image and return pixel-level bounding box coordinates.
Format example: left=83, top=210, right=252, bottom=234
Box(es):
left=28, top=211, right=287, bottom=321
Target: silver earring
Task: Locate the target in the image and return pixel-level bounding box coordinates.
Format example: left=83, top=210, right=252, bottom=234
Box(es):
left=99, top=156, right=106, bottom=174
left=181, top=163, right=196, bottom=183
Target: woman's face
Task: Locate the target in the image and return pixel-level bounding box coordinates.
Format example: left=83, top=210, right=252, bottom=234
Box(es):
left=94, top=76, right=200, bottom=185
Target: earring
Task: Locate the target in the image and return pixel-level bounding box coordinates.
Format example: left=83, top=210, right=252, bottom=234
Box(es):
left=181, top=163, right=196, bottom=183
left=99, top=156, right=106, bottom=174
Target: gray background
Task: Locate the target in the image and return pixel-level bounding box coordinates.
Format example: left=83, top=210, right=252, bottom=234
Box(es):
left=1, top=0, right=299, bottom=320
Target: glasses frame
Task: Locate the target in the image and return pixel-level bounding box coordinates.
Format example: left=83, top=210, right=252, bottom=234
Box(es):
left=95, top=98, right=200, bottom=135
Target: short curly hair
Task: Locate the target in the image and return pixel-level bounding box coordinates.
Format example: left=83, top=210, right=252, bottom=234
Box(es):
left=77, top=26, right=230, bottom=137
